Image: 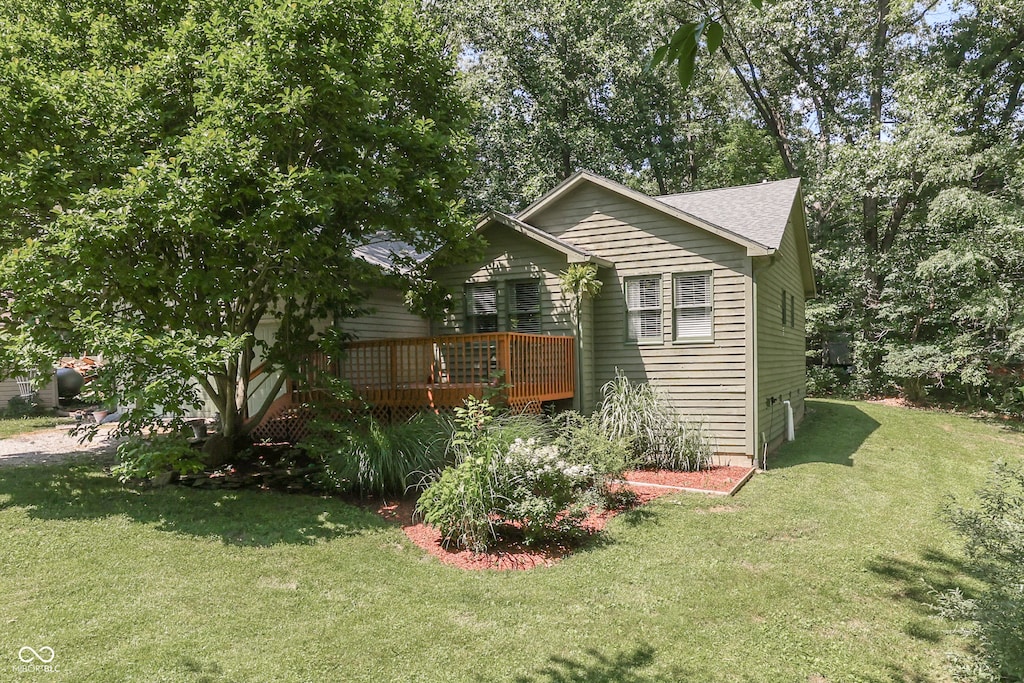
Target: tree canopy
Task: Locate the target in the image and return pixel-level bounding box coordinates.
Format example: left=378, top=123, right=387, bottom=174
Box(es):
left=0, top=0, right=474, bottom=448
left=438, top=0, right=1024, bottom=411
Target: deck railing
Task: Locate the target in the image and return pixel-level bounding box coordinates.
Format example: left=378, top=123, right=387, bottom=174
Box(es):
left=296, top=332, right=575, bottom=410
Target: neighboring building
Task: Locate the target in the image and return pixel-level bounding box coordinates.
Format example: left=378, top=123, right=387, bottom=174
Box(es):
left=0, top=374, right=58, bottom=410
left=251, top=171, right=816, bottom=464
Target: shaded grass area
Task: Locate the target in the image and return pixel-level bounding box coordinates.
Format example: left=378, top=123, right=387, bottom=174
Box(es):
left=0, top=415, right=76, bottom=439
left=1, top=399, right=1022, bottom=681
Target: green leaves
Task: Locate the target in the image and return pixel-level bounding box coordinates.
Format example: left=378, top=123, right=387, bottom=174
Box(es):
left=649, top=19, right=724, bottom=90
left=0, top=0, right=474, bottom=447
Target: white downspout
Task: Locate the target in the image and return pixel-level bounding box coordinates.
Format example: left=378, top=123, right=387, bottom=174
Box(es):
left=783, top=400, right=795, bottom=441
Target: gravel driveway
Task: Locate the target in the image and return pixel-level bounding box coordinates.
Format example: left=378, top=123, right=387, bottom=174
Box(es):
left=0, top=425, right=122, bottom=467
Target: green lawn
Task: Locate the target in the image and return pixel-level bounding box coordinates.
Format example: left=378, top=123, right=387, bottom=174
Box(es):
left=0, top=415, right=76, bottom=439
left=1, top=400, right=1020, bottom=682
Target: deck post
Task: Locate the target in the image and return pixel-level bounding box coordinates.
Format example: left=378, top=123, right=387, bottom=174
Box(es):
left=498, top=334, right=512, bottom=403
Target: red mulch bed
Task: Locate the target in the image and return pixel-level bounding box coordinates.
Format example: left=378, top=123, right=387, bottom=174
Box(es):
left=623, top=465, right=754, bottom=494
left=371, top=465, right=754, bottom=572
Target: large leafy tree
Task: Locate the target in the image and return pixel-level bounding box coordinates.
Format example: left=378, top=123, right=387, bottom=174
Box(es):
left=0, top=0, right=473, bottom=451
left=438, top=0, right=783, bottom=212
left=654, top=0, right=1024, bottom=405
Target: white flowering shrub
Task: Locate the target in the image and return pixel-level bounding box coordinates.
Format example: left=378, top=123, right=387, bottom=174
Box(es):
left=495, top=438, right=601, bottom=544
left=418, top=399, right=606, bottom=551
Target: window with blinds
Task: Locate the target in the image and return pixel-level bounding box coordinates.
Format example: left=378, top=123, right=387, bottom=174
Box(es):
left=466, top=283, right=498, bottom=333
left=509, top=280, right=541, bottom=333
left=673, top=273, right=712, bottom=340
left=626, top=277, right=662, bottom=342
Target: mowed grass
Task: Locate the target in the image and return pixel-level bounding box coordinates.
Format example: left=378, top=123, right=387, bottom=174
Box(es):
left=1, top=400, right=1021, bottom=682
left=0, top=415, right=76, bottom=439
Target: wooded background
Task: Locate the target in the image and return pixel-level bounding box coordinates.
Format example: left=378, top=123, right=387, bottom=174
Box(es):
left=433, top=0, right=1024, bottom=412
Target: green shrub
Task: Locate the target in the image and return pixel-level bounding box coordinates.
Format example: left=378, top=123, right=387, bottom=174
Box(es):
left=806, top=365, right=851, bottom=397
left=881, top=344, right=955, bottom=401
left=936, top=460, right=1024, bottom=681
left=597, top=370, right=715, bottom=471
left=112, top=435, right=204, bottom=483
left=416, top=397, right=502, bottom=551
left=495, top=437, right=600, bottom=545
left=6, top=394, right=45, bottom=418
left=302, top=412, right=452, bottom=497
left=416, top=453, right=497, bottom=552
left=552, top=410, right=633, bottom=479
left=416, top=397, right=605, bottom=551
left=486, top=410, right=552, bottom=454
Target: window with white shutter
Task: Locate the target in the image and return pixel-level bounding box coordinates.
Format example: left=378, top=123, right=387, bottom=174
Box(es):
left=509, top=280, right=541, bottom=333
left=626, top=277, right=662, bottom=342
left=466, top=283, right=498, bottom=333
left=673, top=273, right=712, bottom=341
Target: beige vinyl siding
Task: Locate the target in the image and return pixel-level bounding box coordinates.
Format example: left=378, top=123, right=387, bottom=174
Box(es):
left=190, top=288, right=428, bottom=418
left=755, top=207, right=807, bottom=452
left=433, top=223, right=574, bottom=336
left=339, top=288, right=430, bottom=340
left=0, top=376, right=59, bottom=408
left=531, top=183, right=752, bottom=455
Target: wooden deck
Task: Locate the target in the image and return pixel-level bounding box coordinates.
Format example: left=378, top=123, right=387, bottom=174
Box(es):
left=253, top=333, right=575, bottom=442
left=301, top=332, right=575, bottom=410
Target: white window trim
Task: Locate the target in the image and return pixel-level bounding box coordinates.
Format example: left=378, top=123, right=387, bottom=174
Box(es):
left=508, top=279, right=542, bottom=334
left=625, top=275, right=663, bottom=344
left=672, top=271, right=714, bottom=343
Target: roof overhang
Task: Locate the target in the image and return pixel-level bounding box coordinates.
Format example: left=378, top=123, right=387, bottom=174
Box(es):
left=791, top=183, right=818, bottom=298
left=481, top=211, right=614, bottom=268
left=516, top=171, right=775, bottom=257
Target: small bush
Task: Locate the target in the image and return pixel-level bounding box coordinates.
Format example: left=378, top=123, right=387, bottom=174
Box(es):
left=553, top=410, right=632, bottom=475
left=112, top=435, right=204, bottom=483
left=936, top=460, right=1024, bottom=681
left=416, top=397, right=605, bottom=551
left=416, top=397, right=502, bottom=551
left=597, top=370, right=715, bottom=471
left=6, top=394, right=45, bottom=418
left=495, top=437, right=600, bottom=545
left=416, top=453, right=497, bottom=552
left=806, top=365, right=851, bottom=397
left=302, top=412, right=452, bottom=497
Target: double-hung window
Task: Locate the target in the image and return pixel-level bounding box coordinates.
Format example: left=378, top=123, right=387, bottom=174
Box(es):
left=466, top=283, right=498, bottom=333
left=509, top=280, right=541, bottom=333
left=674, top=273, right=713, bottom=340
left=626, top=277, right=662, bottom=342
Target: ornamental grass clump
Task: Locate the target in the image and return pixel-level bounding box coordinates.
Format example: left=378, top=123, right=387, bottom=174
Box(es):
left=597, top=369, right=715, bottom=471
left=302, top=412, right=452, bottom=497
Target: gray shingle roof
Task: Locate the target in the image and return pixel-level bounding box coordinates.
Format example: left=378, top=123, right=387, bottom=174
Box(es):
left=655, top=178, right=801, bottom=250
left=354, top=177, right=803, bottom=272
left=352, top=233, right=429, bottom=273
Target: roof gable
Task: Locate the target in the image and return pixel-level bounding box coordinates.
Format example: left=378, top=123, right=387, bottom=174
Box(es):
left=483, top=212, right=612, bottom=267
left=517, top=171, right=774, bottom=256
left=516, top=170, right=815, bottom=297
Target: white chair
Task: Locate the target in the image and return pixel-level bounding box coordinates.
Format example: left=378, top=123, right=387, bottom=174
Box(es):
left=15, top=370, right=36, bottom=399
